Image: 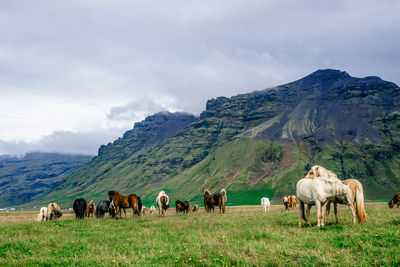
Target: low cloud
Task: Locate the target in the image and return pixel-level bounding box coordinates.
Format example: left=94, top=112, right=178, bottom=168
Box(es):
left=0, top=129, right=123, bottom=156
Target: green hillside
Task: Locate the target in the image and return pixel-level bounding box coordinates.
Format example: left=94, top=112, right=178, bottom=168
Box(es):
left=29, top=69, right=400, bottom=208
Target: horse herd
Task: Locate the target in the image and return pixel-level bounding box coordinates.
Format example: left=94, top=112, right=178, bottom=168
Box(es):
left=36, top=165, right=400, bottom=227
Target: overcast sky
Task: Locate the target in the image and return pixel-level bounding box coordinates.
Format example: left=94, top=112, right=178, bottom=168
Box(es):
left=1, top=0, right=399, bottom=155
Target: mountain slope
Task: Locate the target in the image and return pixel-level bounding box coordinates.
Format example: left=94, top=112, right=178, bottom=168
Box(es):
left=34, top=69, right=400, bottom=207
left=0, top=153, right=92, bottom=207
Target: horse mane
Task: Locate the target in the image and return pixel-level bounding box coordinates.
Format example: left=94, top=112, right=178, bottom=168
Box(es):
left=204, top=188, right=211, bottom=195
left=305, top=165, right=339, bottom=180
left=220, top=188, right=227, bottom=202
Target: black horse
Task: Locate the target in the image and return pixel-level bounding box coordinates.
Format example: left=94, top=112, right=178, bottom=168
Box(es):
left=96, top=200, right=115, bottom=218
left=73, top=198, right=87, bottom=219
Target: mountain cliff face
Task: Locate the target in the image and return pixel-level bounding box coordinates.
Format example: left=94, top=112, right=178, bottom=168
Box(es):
left=34, top=70, right=400, bottom=207
left=0, top=153, right=92, bottom=207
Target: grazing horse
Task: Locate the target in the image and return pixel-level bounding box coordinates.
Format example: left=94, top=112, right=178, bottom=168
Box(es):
left=96, top=200, right=113, bottom=218
left=261, top=197, right=270, bottom=212
left=37, top=207, right=49, bottom=222
left=149, top=205, right=155, bottom=214
left=389, top=192, right=400, bottom=208
left=204, top=188, right=227, bottom=214
left=108, top=190, right=142, bottom=219
left=192, top=204, right=199, bottom=213
left=288, top=195, right=297, bottom=209
left=47, top=202, right=61, bottom=220
left=283, top=196, right=289, bottom=211
left=156, top=191, right=170, bottom=217
left=175, top=200, right=190, bottom=214
left=326, top=179, right=367, bottom=224
left=73, top=198, right=87, bottom=219
left=297, top=175, right=353, bottom=227
left=85, top=200, right=95, bottom=218
left=141, top=206, right=150, bottom=214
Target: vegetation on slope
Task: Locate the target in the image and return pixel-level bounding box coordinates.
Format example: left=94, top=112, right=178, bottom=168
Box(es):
left=31, top=69, right=400, bottom=208
left=0, top=153, right=92, bottom=207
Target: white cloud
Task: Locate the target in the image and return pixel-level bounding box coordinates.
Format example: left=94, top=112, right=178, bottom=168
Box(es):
left=0, top=0, right=399, bottom=155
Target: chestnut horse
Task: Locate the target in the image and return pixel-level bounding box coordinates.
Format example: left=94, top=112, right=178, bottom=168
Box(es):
left=85, top=200, right=95, bottom=218
left=389, top=192, right=400, bottom=208
left=204, top=188, right=227, bottom=214
left=108, top=190, right=142, bottom=219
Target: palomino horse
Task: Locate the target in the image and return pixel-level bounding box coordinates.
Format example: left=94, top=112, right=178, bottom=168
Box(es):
left=261, top=197, right=270, bottom=212
left=108, top=190, right=142, bottom=219
left=37, top=207, right=49, bottom=222
left=297, top=173, right=353, bottom=227
left=326, top=179, right=367, bottom=224
left=86, top=200, right=95, bottom=218
left=204, top=188, right=227, bottom=214
left=389, top=192, right=400, bottom=208
left=156, top=191, right=170, bottom=216
left=47, top=203, right=61, bottom=220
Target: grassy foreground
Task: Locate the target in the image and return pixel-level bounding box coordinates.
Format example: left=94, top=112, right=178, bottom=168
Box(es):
left=0, top=203, right=399, bottom=266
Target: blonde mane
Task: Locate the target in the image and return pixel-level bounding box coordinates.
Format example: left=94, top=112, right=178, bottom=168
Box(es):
left=305, top=165, right=339, bottom=181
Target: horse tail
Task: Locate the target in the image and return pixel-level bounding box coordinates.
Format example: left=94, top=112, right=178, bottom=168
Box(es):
left=299, top=201, right=307, bottom=221
left=220, top=188, right=227, bottom=202
left=355, top=182, right=367, bottom=223
left=137, top=196, right=142, bottom=215
left=161, top=197, right=168, bottom=210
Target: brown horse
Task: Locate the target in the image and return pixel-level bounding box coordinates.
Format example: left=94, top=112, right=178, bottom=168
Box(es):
left=108, top=190, right=142, bottom=219
left=388, top=192, right=400, bottom=208
left=192, top=204, right=199, bottom=213
left=288, top=195, right=297, bottom=209
left=326, top=179, right=367, bottom=224
left=204, top=188, right=227, bottom=214
left=85, top=200, right=95, bottom=218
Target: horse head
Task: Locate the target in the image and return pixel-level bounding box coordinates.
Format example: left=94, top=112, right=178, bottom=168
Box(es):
left=388, top=200, right=394, bottom=208
left=334, top=183, right=352, bottom=205
left=204, top=188, right=211, bottom=195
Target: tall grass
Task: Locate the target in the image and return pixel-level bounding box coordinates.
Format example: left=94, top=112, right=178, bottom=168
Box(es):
left=1, top=203, right=399, bottom=266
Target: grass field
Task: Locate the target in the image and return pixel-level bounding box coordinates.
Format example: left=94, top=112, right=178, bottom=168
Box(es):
left=1, top=203, right=399, bottom=266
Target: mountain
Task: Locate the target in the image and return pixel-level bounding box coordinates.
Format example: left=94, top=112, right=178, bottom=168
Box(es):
left=0, top=153, right=92, bottom=207
left=34, top=69, right=400, bottom=207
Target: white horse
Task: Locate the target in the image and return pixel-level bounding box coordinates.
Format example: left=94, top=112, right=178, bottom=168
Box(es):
left=261, top=197, right=270, bottom=212
left=296, top=175, right=353, bottom=227
left=149, top=205, right=155, bottom=214
left=156, top=191, right=170, bottom=216
left=37, top=207, right=49, bottom=222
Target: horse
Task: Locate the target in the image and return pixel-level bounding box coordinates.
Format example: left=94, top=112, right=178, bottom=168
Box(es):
left=288, top=195, right=297, bottom=209
left=149, top=205, right=155, bottom=214
left=156, top=191, right=170, bottom=217
left=204, top=188, right=227, bottom=214
left=96, top=200, right=113, bottom=218
left=326, top=179, right=367, bottom=224
left=305, top=165, right=338, bottom=180
left=389, top=192, right=400, bottom=208
left=108, top=190, right=142, bottom=219
left=141, top=206, right=150, bottom=215
left=296, top=175, right=353, bottom=227
left=73, top=198, right=87, bottom=219
left=37, top=207, right=49, bottom=222
left=85, top=200, right=95, bottom=218
left=191, top=204, right=199, bottom=213
left=175, top=200, right=190, bottom=214
left=283, top=196, right=289, bottom=211
left=47, top=202, right=61, bottom=220
left=261, top=197, right=270, bottom=212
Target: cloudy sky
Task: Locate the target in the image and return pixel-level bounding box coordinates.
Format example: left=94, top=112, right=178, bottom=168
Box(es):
left=0, top=0, right=399, bottom=155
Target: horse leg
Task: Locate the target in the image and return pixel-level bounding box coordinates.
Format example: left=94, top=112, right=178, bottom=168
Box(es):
left=334, top=203, right=339, bottom=224
left=320, top=201, right=328, bottom=227
left=326, top=202, right=331, bottom=224
left=306, top=204, right=312, bottom=227
left=348, top=203, right=356, bottom=224
left=298, top=201, right=305, bottom=228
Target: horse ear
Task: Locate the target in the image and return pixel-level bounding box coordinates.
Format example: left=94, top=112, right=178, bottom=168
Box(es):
left=315, top=166, right=319, bottom=176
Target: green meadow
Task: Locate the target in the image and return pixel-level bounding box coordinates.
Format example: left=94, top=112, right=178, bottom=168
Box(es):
left=1, top=203, right=399, bottom=266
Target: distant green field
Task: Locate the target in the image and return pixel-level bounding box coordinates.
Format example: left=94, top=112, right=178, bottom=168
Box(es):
left=1, top=203, right=399, bottom=266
